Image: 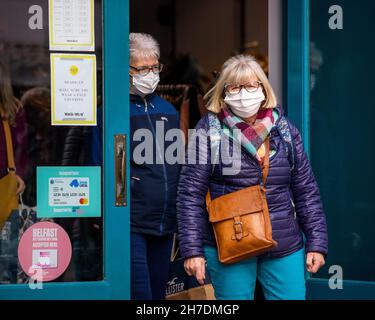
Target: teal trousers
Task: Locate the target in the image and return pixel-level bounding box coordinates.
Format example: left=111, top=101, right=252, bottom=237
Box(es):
left=204, top=246, right=306, bottom=300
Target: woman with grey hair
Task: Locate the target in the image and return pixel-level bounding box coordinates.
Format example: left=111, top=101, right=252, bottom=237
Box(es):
left=129, top=33, right=180, bottom=300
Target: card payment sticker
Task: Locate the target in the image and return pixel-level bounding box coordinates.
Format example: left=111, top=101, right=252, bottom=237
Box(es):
left=49, top=177, right=90, bottom=207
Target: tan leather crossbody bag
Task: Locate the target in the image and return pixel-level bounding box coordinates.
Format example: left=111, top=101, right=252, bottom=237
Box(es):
left=205, top=138, right=277, bottom=264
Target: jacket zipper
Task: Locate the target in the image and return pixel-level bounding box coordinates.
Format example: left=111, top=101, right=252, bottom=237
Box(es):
left=290, top=198, right=297, bottom=219
left=142, top=97, right=148, bottom=112
left=144, top=98, right=168, bottom=234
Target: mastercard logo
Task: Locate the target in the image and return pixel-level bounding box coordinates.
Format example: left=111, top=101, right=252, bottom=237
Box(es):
left=79, top=198, right=89, bottom=205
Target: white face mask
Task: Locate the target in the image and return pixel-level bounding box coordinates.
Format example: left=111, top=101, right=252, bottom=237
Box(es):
left=132, top=72, right=160, bottom=96
left=224, top=87, right=265, bottom=118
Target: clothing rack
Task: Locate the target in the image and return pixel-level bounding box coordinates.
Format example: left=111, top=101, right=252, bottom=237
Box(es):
left=156, top=84, right=194, bottom=144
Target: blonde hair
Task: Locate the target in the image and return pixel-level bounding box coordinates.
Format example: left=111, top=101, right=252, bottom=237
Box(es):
left=129, top=33, right=160, bottom=64
left=0, top=60, right=22, bottom=124
left=204, top=55, right=277, bottom=113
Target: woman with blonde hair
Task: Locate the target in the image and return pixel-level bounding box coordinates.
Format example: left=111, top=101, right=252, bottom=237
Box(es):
left=0, top=59, right=27, bottom=283
left=0, top=59, right=27, bottom=223
left=177, top=54, right=328, bottom=300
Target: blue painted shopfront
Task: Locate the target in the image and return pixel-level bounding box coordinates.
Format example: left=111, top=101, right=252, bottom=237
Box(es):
left=0, top=0, right=374, bottom=299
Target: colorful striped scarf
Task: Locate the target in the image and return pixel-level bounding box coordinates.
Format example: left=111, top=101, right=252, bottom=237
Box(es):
left=217, top=106, right=279, bottom=162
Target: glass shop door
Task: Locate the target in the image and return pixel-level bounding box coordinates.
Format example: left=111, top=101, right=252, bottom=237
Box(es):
left=286, top=0, right=375, bottom=299
left=0, top=0, right=130, bottom=299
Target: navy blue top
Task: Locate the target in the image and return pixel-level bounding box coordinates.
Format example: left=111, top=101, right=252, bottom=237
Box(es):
left=130, top=93, right=181, bottom=236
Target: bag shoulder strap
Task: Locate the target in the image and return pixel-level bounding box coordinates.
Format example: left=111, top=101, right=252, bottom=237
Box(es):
left=276, top=116, right=295, bottom=171
left=206, top=111, right=271, bottom=206
left=206, top=137, right=270, bottom=207
left=1, top=113, right=16, bottom=172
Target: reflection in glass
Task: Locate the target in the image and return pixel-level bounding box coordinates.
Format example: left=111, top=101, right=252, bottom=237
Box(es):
left=0, top=0, right=103, bottom=284
left=310, top=0, right=375, bottom=281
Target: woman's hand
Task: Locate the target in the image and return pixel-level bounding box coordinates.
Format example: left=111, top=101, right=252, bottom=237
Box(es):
left=15, top=174, right=25, bottom=195
left=184, top=257, right=206, bottom=285
left=306, top=252, right=325, bottom=273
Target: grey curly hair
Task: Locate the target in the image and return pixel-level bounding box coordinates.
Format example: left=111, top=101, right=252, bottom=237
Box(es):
left=129, top=33, right=160, bottom=63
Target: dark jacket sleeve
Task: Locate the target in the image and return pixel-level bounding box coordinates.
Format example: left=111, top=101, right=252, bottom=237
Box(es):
left=176, top=115, right=212, bottom=259
left=289, top=121, right=328, bottom=256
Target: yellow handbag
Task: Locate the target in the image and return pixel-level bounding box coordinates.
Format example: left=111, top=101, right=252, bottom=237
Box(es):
left=0, top=115, right=19, bottom=229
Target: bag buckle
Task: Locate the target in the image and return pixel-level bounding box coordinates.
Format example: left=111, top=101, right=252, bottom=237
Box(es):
left=231, top=216, right=249, bottom=241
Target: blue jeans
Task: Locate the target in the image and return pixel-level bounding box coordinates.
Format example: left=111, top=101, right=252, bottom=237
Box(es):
left=204, top=246, right=306, bottom=300
left=131, top=232, right=173, bottom=300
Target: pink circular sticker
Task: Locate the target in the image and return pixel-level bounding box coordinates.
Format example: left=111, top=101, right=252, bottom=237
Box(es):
left=18, top=221, right=72, bottom=282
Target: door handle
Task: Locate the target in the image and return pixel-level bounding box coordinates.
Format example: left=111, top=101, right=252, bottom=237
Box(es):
left=115, top=134, right=126, bottom=206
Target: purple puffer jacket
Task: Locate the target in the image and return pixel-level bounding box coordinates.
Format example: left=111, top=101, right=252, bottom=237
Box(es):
left=176, top=106, right=328, bottom=260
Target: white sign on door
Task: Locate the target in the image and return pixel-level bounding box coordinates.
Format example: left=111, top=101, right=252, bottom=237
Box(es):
left=49, top=0, right=95, bottom=51
left=50, top=53, right=97, bottom=126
